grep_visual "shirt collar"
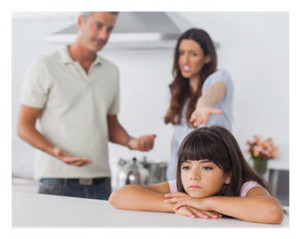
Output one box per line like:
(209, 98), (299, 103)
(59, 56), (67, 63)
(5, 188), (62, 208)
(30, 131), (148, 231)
(93, 54), (102, 66)
(59, 46), (73, 64)
(59, 46), (102, 66)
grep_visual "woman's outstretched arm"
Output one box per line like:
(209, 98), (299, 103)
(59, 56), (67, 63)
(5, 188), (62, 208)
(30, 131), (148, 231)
(190, 81), (225, 127)
(169, 186), (284, 224)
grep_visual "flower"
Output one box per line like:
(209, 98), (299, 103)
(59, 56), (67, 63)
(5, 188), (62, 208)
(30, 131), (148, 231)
(245, 134), (277, 160)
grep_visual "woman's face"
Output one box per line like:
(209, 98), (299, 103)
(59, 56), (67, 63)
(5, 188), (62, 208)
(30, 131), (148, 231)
(180, 159), (231, 198)
(178, 39), (211, 80)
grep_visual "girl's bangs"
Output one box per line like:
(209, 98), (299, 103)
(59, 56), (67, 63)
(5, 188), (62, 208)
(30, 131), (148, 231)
(178, 133), (228, 168)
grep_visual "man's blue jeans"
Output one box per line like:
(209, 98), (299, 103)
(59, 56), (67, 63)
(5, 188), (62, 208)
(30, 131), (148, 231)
(38, 178), (111, 200)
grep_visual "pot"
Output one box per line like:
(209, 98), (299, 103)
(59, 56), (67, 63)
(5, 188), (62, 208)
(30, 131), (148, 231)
(116, 157), (149, 189)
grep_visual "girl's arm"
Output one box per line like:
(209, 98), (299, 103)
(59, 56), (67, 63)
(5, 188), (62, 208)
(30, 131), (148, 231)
(171, 187), (284, 224)
(109, 182), (174, 212)
(109, 183), (224, 219)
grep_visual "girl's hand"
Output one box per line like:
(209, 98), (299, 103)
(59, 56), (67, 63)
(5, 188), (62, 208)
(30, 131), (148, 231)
(165, 193), (221, 219)
(173, 197), (208, 211)
(190, 107), (223, 128)
(174, 206), (222, 219)
(164, 192), (192, 203)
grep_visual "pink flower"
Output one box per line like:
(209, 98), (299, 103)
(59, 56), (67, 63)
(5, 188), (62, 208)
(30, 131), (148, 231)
(245, 135), (277, 160)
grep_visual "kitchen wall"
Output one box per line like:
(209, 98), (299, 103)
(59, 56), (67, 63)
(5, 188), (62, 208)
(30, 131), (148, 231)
(12, 12), (289, 179)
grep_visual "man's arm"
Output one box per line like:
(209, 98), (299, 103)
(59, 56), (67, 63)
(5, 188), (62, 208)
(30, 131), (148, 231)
(18, 104), (54, 155)
(17, 104), (91, 166)
(107, 115), (156, 151)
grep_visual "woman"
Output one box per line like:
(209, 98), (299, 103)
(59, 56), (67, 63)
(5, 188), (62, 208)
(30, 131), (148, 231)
(164, 28), (234, 180)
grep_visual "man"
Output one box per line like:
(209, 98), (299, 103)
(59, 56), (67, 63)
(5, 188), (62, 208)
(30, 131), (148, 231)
(17, 12), (156, 200)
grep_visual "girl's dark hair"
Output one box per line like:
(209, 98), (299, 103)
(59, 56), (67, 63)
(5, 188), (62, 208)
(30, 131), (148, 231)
(164, 28), (217, 126)
(176, 126), (270, 196)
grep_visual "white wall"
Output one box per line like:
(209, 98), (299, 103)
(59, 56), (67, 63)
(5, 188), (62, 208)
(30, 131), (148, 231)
(12, 12), (289, 178)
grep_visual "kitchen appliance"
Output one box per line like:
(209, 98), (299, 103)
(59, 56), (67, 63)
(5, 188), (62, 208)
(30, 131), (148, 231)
(146, 161), (168, 185)
(46, 12), (195, 49)
(116, 157), (167, 189)
(117, 157), (149, 189)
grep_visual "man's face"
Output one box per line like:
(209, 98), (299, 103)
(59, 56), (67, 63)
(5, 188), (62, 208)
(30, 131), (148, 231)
(78, 12), (117, 52)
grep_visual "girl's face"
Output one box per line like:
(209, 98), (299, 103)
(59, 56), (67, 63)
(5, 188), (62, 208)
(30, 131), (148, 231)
(178, 39), (211, 80)
(180, 159), (231, 198)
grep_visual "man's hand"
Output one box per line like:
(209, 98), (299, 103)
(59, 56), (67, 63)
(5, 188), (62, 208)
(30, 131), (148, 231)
(127, 134), (156, 151)
(53, 147), (92, 167)
(190, 107), (223, 128)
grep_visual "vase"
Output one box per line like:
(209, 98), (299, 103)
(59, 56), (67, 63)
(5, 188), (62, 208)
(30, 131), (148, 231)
(252, 157), (268, 177)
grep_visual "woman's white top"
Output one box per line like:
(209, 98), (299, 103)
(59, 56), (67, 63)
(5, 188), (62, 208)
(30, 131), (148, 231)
(166, 69), (234, 180)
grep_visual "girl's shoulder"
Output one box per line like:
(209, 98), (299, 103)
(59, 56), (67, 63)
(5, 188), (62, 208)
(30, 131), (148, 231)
(240, 180), (262, 197)
(168, 180), (178, 193)
(145, 181), (171, 194)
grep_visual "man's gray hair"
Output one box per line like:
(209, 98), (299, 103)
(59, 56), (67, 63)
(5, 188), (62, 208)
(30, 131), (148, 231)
(80, 12), (92, 19)
(79, 12), (119, 19)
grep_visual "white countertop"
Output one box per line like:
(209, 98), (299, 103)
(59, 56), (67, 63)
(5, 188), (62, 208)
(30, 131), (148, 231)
(12, 191), (289, 228)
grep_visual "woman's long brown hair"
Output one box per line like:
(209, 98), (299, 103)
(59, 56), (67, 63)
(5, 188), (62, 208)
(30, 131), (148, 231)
(164, 28), (217, 126)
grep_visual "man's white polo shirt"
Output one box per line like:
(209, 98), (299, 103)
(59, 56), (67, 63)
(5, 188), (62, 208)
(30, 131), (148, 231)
(20, 46), (120, 179)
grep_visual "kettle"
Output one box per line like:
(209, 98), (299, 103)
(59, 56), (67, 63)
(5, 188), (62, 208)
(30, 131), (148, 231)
(116, 157), (150, 189)
(125, 157), (141, 184)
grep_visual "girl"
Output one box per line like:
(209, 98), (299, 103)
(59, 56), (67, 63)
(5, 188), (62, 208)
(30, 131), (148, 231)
(164, 28), (234, 180)
(109, 126), (284, 224)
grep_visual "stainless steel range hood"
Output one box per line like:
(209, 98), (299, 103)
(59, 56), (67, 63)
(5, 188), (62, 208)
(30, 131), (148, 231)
(46, 12), (193, 49)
